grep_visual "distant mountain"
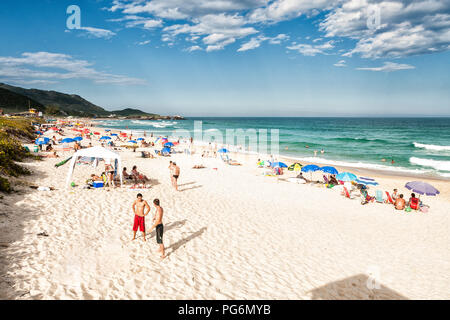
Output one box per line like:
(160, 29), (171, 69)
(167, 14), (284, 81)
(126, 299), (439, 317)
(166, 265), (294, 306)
(0, 83), (109, 117)
(0, 87), (45, 113)
(111, 108), (158, 117)
(0, 83), (163, 118)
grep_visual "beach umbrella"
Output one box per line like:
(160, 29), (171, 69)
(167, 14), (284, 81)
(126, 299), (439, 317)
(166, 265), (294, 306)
(35, 131), (43, 135)
(218, 148), (229, 153)
(320, 166), (339, 175)
(105, 129), (111, 132)
(301, 164), (320, 172)
(355, 176), (379, 186)
(336, 172), (357, 182)
(128, 140), (137, 144)
(99, 136), (111, 140)
(164, 142), (174, 147)
(110, 133), (118, 137)
(137, 137), (145, 141)
(288, 163), (303, 171)
(161, 147), (171, 154)
(271, 162), (288, 168)
(73, 137), (83, 142)
(405, 181), (440, 196)
(35, 137), (50, 145)
(60, 138), (75, 144)
(94, 132), (101, 135)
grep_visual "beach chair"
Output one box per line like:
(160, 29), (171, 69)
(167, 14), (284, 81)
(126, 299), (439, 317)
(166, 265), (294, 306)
(342, 187), (355, 199)
(385, 191), (394, 204)
(375, 190), (384, 203)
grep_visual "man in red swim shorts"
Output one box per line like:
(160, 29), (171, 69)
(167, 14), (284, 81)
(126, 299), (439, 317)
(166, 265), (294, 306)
(132, 193), (150, 241)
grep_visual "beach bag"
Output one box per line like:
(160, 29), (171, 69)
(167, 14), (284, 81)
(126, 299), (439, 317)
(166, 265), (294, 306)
(405, 207), (412, 212)
(420, 206), (429, 213)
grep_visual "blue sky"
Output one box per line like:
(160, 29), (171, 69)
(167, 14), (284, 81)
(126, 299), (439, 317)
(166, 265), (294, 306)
(0, 0), (449, 116)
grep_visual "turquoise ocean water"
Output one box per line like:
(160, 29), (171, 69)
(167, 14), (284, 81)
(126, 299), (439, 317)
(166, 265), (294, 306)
(96, 117), (450, 179)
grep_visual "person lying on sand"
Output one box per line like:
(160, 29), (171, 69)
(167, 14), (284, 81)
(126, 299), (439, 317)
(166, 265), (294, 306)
(132, 193), (150, 241)
(43, 151), (59, 158)
(192, 164), (205, 169)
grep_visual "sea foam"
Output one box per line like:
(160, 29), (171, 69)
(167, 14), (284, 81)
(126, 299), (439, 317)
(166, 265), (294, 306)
(410, 157), (450, 171)
(413, 142), (450, 151)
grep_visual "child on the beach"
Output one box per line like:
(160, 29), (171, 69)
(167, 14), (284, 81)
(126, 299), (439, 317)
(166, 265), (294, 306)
(132, 193), (150, 241)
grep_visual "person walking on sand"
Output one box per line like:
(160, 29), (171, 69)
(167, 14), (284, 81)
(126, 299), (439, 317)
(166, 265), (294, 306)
(148, 199), (165, 259)
(172, 162), (180, 191)
(168, 161), (174, 187)
(132, 193), (150, 241)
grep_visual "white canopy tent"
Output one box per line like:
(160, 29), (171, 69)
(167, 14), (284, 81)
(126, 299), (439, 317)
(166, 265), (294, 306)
(66, 146), (123, 188)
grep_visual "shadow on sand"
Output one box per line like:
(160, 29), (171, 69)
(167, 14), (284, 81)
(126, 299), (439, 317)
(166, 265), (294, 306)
(309, 274), (409, 300)
(166, 227), (207, 258)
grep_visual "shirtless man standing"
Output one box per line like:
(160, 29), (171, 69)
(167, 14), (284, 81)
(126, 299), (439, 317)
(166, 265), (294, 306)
(148, 199), (165, 259)
(172, 162), (180, 191)
(132, 193), (150, 241)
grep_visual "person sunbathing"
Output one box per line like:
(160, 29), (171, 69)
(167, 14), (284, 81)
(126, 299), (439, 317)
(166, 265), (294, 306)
(131, 165), (149, 182)
(329, 175), (339, 185)
(408, 193), (420, 210)
(44, 151), (59, 158)
(122, 167), (134, 180)
(91, 174), (103, 181)
(395, 194), (406, 210)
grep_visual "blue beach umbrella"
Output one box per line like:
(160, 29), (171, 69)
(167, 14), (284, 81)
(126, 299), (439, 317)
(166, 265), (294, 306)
(218, 148), (229, 153)
(164, 142), (174, 147)
(99, 136), (111, 140)
(320, 166), (339, 175)
(271, 162), (288, 168)
(128, 140), (137, 144)
(60, 138), (75, 144)
(35, 137), (50, 145)
(301, 164), (320, 172)
(105, 129), (111, 132)
(110, 133), (118, 137)
(336, 172), (357, 182)
(73, 136), (83, 142)
(137, 137), (145, 141)
(161, 147), (171, 154)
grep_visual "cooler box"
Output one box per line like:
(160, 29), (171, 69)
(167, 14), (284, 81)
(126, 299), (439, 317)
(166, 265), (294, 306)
(93, 181), (104, 188)
(33, 146), (39, 152)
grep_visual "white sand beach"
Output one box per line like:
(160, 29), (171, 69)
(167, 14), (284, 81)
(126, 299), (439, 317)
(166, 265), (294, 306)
(1, 127), (449, 300)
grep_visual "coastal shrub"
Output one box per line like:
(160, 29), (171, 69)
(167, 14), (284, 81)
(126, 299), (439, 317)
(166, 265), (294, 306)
(0, 118), (35, 192)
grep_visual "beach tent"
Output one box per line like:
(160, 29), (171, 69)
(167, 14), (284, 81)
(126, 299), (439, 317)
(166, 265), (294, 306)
(65, 146), (123, 188)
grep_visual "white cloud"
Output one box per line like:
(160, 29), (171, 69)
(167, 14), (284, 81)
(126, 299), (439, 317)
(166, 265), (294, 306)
(334, 59), (347, 67)
(137, 40), (151, 45)
(185, 45), (203, 52)
(79, 27), (117, 39)
(247, 0), (334, 23)
(321, 0), (450, 58)
(105, 0), (450, 58)
(287, 40), (334, 56)
(0, 52), (146, 85)
(356, 61), (415, 72)
(237, 33), (289, 51)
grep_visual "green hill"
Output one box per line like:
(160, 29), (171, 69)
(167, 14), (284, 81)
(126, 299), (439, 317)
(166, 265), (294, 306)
(0, 83), (109, 117)
(0, 87), (45, 113)
(111, 108), (158, 117)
